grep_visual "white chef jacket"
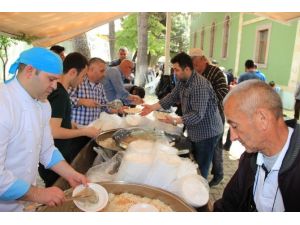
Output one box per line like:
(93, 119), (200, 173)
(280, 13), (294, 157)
(253, 127), (293, 212)
(0, 78), (64, 211)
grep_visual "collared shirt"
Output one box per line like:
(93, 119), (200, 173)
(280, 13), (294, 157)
(109, 58), (121, 67)
(70, 76), (108, 125)
(256, 70), (267, 82)
(238, 71), (260, 83)
(253, 127), (294, 212)
(201, 64), (229, 121)
(159, 71), (223, 142)
(102, 66), (130, 105)
(0, 78), (63, 211)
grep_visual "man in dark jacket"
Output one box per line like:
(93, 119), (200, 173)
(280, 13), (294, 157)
(214, 80), (300, 212)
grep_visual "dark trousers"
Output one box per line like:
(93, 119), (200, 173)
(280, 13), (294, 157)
(38, 164), (59, 187)
(294, 99), (300, 120)
(211, 112), (225, 178)
(192, 134), (222, 179)
(211, 132), (224, 178)
(223, 129), (232, 150)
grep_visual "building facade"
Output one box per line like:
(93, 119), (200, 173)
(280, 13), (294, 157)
(190, 12), (300, 110)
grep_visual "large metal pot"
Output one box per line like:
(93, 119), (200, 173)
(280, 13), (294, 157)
(39, 181), (196, 212)
(95, 128), (191, 156)
(95, 129), (124, 152)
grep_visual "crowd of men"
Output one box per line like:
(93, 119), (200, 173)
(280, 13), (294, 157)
(0, 44), (299, 212)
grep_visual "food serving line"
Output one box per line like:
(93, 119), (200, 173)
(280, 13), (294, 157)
(37, 110), (211, 212)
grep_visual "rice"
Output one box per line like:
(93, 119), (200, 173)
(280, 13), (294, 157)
(102, 193), (173, 212)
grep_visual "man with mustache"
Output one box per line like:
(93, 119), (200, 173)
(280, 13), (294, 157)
(214, 80), (300, 211)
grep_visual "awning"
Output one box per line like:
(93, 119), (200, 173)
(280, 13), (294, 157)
(0, 12), (128, 47)
(254, 12), (300, 23)
(0, 12), (299, 48)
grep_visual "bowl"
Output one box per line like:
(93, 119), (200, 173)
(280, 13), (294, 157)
(72, 183), (108, 212)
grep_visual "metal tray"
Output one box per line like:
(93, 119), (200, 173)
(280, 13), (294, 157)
(39, 181), (196, 212)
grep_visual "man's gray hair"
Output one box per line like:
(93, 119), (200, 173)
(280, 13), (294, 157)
(223, 80), (283, 118)
(119, 47), (128, 53)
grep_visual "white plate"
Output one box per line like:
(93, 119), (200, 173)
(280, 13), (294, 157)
(72, 183), (108, 212)
(128, 203), (159, 212)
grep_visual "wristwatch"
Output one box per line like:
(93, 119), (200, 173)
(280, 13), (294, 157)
(172, 118), (177, 126)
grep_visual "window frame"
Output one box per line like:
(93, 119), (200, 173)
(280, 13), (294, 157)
(193, 32), (197, 48)
(200, 26), (205, 50)
(221, 15), (230, 59)
(254, 23), (272, 68)
(209, 22), (216, 58)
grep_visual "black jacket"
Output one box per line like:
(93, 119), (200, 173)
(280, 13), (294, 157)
(214, 119), (300, 211)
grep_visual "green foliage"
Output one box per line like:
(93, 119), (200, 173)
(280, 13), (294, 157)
(115, 13), (190, 63)
(0, 34), (34, 81)
(0, 35), (17, 55)
(116, 14), (138, 51)
(170, 13), (190, 57)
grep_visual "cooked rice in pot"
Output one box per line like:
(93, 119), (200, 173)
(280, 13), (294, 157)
(102, 192), (173, 212)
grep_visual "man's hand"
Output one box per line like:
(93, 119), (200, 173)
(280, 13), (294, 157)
(128, 95), (144, 105)
(22, 186), (65, 207)
(81, 126), (100, 138)
(140, 104), (155, 116)
(71, 122), (78, 129)
(159, 115), (182, 126)
(78, 99), (99, 108)
(66, 171), (89, 188)
(51, 161), (89, 189)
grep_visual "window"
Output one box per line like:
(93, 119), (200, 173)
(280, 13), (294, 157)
(193, 32), (197, 48)
(222, 16), (230, 58)
(200, 26), (205, 50)
(255, 24), (271, 66)
(209, 22), (216, 58)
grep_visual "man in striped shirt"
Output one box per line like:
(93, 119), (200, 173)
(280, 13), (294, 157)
(141, 52), (223, 179)
(190, 48), (229, 187)
(69, 57), (109, 126)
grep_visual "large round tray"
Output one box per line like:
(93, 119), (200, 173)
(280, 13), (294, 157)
(95, 128), (191, 154)
(39, 181), (196, 212)
(95, 129), (124, 152)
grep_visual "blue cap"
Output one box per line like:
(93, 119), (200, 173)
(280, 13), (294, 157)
(8, 47), (63, 76)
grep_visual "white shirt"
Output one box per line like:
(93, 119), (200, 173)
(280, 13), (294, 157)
(253, 127), (294, 212)
(0, 78), (58, 211)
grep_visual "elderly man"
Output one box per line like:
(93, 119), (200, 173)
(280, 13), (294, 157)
(0, 47), (87, 211)
(109, 47), (128, 67)
(141, 52), (223, 179)
(214, 80), (300, 211)
(102, 59), (143, 106)
(190, 48), (229, 187)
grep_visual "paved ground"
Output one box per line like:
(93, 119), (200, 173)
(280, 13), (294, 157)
(207, 149), (239, 204)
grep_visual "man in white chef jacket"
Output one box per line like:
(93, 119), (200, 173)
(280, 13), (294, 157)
(0, 47), (88, 211)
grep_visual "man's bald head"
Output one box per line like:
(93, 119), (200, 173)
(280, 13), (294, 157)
(223, 80), (283, 119)
(119, 59), (134, 77)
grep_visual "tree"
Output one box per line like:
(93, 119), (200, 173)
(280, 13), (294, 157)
(135, 13), (149, 87)
(109, 21), (116, 61)
(116, 13), (165, 64)
(72, 33), (91, 59)
(0, 35), (17, 82)
(115, 13), (190, 84)
(170, 13), (190, 58)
